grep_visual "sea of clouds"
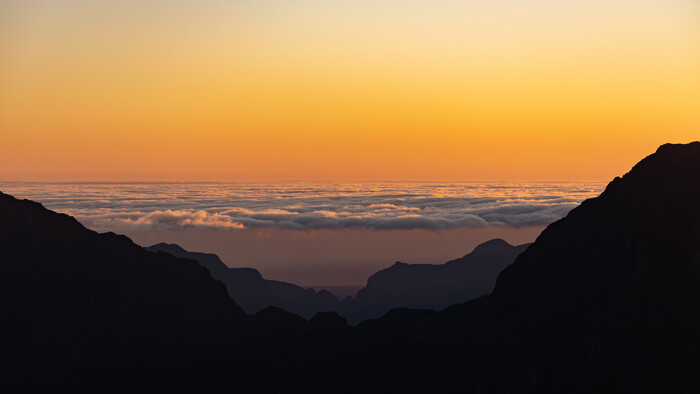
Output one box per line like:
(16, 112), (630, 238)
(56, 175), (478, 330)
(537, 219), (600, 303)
(0, 182), (605, 232)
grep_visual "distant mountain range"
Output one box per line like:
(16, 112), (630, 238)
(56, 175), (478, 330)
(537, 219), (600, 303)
(338, 238), (529, 323)
(146, 242), (339, 319)
(148, 238), (527, 323)
(308, 285), (362, 299)
(2, 141), (698, 393)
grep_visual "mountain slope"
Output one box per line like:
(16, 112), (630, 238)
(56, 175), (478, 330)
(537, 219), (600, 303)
(148, 240), (525, 323)
(339, 239), (529, 323)
(471, 141), (700, 392)
(494, 142), (700, 316)
(3, 142), (698, 393)
(0, 192), (245, 379)
(146, 243), (340, 318)
(280, 141), (700, 393)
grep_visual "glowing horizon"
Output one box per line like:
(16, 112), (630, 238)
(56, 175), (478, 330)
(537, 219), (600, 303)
(1, 0), (698, 182)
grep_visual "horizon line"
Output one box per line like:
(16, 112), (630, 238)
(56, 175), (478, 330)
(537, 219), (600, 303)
(0, 179), (610, 184)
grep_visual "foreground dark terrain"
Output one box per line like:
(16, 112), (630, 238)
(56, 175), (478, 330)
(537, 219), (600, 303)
(1, 142), (699, 393)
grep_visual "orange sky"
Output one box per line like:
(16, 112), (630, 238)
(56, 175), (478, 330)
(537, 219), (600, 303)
(1, 0), (698, 182)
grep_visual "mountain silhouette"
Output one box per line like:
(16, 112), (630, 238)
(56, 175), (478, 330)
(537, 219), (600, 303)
(339, 238), (529, 323)
(343, 141), (700, 392)
(148, 240), (527, 324)
(2, 141), (699, 393)
(146, 243), (339, 318)
(228, 141), (699, 393)
(0, 192), (245, 384)
(474, 141), (700, 392)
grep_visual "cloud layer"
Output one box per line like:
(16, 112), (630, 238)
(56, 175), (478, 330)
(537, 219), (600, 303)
(1, 182), (604, 232)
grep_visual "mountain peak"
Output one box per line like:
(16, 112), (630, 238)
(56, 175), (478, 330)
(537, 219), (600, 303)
(493, 141), (700, 319)
(471, 238), (513, 254)
(148, 242), (187, 253)
(656, 140), (699, 153)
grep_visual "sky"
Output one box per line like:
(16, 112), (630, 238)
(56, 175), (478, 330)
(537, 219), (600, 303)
(1, 0), (699, 182)
(1, 1), (695, 285)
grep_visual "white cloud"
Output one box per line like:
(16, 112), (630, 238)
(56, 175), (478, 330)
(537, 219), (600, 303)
(0, 182), (605, 232)
(95, 209), (244, 230)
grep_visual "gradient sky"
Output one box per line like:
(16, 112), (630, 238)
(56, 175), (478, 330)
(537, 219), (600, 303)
(1, 0), (698, 181)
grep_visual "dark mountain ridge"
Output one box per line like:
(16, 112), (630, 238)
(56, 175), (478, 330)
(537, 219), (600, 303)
(339, 141), (700, 392)
(338, 238), (529, 323)
(2, 141), (698, 393)
(146, 242), (339, 318)
(476, 141), (700, 391)
(0, 192), (245, 381)
(232, 141), (700, 393)
(148, 238), (528, 324)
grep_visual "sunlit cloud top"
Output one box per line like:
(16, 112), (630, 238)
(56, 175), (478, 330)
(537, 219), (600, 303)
(0, 182), (604, 232)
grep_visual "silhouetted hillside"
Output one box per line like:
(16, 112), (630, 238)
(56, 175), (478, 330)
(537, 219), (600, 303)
(232, 141), (699, 393)
(475, 141), (700, 392)
(0, 192), (244, 383)
(149, 240), (527, 324)
(339, 239), (528, 323)
(3, 142), (699, 393)
(147, 243), (339, 318)
(344, 142), (700, 392)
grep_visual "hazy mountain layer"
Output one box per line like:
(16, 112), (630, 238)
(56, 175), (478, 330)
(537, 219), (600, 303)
(146, 242), (339, 319)
(338, 239), (529, 323)
(148, 239), (527, 324)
